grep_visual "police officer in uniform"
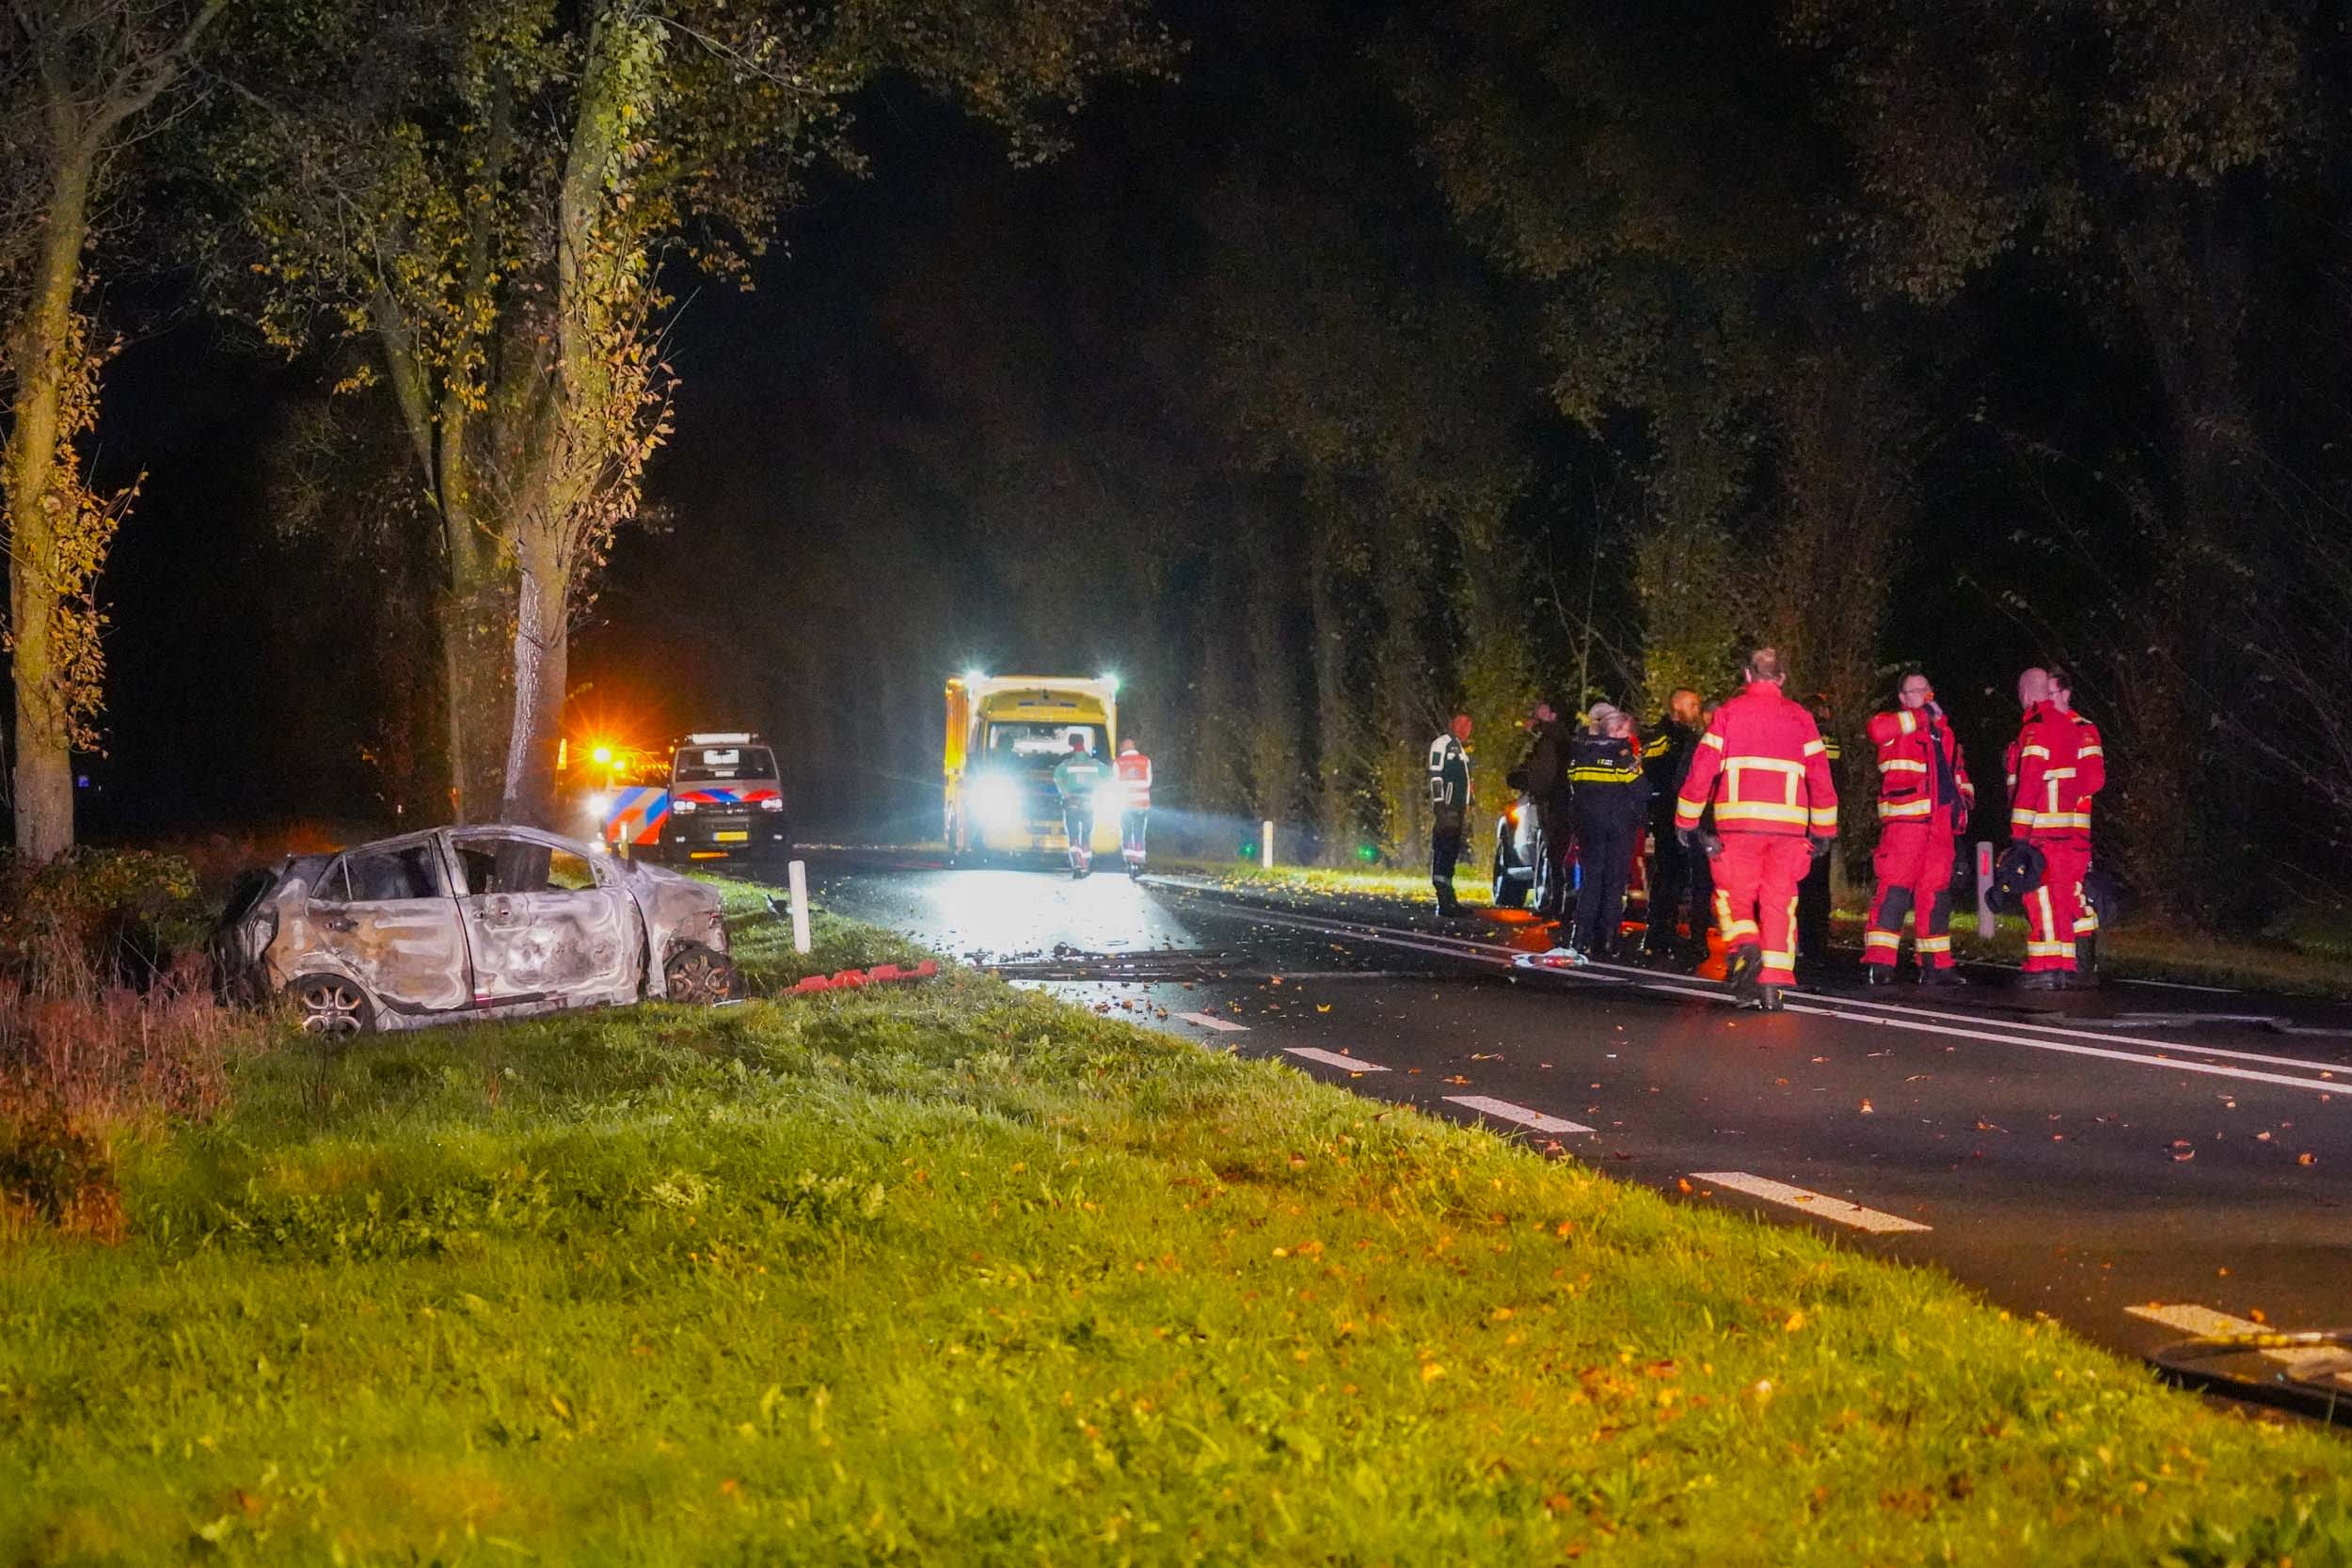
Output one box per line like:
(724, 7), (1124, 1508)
(1426, 713), (1473, 917)
(1567, 704), (1649, 958)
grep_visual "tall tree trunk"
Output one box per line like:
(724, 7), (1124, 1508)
(500, 525), (567, 825)
(3, 135), (97, 863)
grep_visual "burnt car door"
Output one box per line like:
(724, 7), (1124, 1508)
(305, 840), (472, 1017)
(446, 830), (644, 1012)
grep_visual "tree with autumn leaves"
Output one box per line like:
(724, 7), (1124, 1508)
(207, 0), (1168, 826)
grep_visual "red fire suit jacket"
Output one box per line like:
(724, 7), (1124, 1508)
(2004, 703), (2104, 845)
(1866, 706), (1974, 827)
(1675, 681), (1839, 839)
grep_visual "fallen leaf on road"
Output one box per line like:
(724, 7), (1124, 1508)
(1677, 1179), (1692, 1194)
(1976, 1120), (2007, 1132)
(1315, 1004), (1331, 1013)
(2249, 1307), (2268, 1324)
(2256, 1131), (2272, 1141)
(2299, 1152), (2317, 1165)
(1443, 1074), (1470, 1085)
(1859, 1099), (1875, 1115)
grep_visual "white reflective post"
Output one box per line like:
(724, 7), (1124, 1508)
(1262, 820), (1276, 874)
(787, 859), (813, 955)
(1974, 841), (1994, 937)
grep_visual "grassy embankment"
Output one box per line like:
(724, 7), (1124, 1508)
(1160, 856), (2352, 997)
(5, 881), (2351, 1564)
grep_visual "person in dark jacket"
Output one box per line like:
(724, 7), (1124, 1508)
(1796, 693), (1843, 970)
(1518, 700), (1574, 919)
(1568, 705), (1650, 958)
(1642, 688), (1706, 961)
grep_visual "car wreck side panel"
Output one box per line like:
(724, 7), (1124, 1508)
(252, 878), (468, 1033)
(459, 888), (642, 1010)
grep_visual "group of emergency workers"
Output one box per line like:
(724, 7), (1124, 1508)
(1051, 734), (1154, 879)
(1426, 647), (2107, 1010)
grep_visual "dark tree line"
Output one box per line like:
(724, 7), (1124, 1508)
(11, 0), (2352, 935)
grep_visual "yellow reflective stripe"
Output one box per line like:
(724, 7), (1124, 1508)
(2044, 766), (2077, 780)
(1701, 731), (1725, 751)
(2021, 745), (2051, 760)
(1675, 793), (1709, 819)
(1802, 738), (1827, 756)
(1879, 800), (1933, 819)
(1897, 710), (1918, 735)
(1808, 807), (1838, 832)
(1863, 930), (1900, 950)
(1717, 800), (1811, 825)
(2025, 941), (2070, 957)
(1722, 922), (1759, 941)
(1879, 758), (1929, 773)
(1568, 766), (1645, 784)
(1821, 740), (1842, 760)
(1644, 735), (1670, 758)
(1761, 950), (1796, 970)
(2078, 744), (2105, 757)
(1732, 756), (1808, 776)
(1917, 936), (1952, 953)
(2010, 807), (2039, 828)
(2039, 812), (2093, 830)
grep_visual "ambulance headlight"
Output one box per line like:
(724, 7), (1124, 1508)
(974, 775), (1021, 830)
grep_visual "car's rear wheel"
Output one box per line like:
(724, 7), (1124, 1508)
(289, 974), (374, 1037)
(1492, 823), (1528, 909)
(664, 942), (739, 1005)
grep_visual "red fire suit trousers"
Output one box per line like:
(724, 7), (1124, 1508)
(2024, 839), (2093, 973)
(1864, 820), (1958, 971)
(1712, 832), (1812, 986)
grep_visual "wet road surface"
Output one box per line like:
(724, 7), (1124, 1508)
(785, 848), (2352, 1412)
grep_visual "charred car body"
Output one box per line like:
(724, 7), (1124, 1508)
(213, 825), (738, 1036)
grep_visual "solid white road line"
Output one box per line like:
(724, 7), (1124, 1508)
(1175, 1011), (1248, 1032)
(2126, 1304), (2352, 1383)
(1691, 1171), (1931, 1234)
(1185, 899), (2352, 1097)
(1443, 1095), (1593, 1134)
(1283, 1046), (1390, 1072)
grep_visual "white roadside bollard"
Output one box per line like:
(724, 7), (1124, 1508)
(1974, 840), (1994, 938)
(1262, 819), (1276, 874)
(787, 858), (813, 955)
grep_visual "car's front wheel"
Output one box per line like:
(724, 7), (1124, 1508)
(288, 974), (374, 1037)
(664, 942), (740, 1005)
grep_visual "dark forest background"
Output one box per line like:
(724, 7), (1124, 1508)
(17, 0), (2352, 935)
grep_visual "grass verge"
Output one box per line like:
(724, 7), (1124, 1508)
(4, 899), (2349, 1564)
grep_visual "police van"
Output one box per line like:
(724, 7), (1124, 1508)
(575, 733), (791, 865)
(656, 733), (791, 863)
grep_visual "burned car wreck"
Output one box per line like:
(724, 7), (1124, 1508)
(213, 825), (739, 1036)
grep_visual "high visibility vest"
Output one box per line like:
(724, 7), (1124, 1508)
(1115, 752), (1152, 810)
(2005, 704), (2104, 843)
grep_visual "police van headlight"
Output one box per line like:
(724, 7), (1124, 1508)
(974, 775), (1021, 831)
(587, 792), (611, 819)
(672, 799), (698, 816)
(759, 797), (785, 813)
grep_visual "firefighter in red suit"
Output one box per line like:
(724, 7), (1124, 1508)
(1674, 647), (1839, 1011)
(1114, 737), (1153, 878)
(1862, 671), (1975, 985)
(2005, 666), (2106, 989)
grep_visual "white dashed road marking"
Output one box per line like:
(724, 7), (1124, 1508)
(1691, 1171), (1931, 1234)
(1443, 1095), (1593, 1134)
(2126, 1303), (2352, 1385)
(1283, 1047), (1389, 1072)
(1176, 1011), (1248, 1032)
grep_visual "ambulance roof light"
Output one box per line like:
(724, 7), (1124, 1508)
(963, 667), (986, 684)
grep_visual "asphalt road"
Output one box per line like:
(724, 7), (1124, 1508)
(787, 848), (2352, 1411)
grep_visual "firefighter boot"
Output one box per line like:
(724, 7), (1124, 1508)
(1756, 984), (1787, 1013)
(1861, 963), (1896, 987)
(1725, 944), (1762, 1006)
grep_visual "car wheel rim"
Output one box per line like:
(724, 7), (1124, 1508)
(297, 980), (364, 1036)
